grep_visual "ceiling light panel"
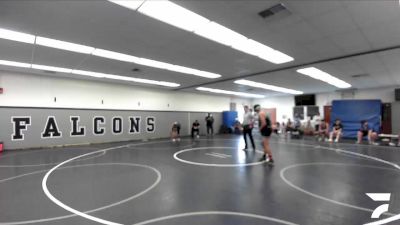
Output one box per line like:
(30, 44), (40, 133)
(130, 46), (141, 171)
(0, 28), (35, 44)
(109, 0), (294, 64)
(194, 22), (247, 46)
(296, 67), (352, 89)
(32, 64), (73, 73)
(0, 59), (180, 88)
(234, 79), (303, 95)
(232, 39), (293, 64)
(108, 0), (145, 10)
(137, 0), (210, 32)
(196, 87), (265, 98)
(0, 59), (31, 68)
(0, 25), (222, 79)
(92, 48), (140, 63)
(35, 36), (95, 54)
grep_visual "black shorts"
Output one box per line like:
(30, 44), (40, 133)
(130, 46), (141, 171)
(361, 130), (368, 136)
(261, 127), (272, 137)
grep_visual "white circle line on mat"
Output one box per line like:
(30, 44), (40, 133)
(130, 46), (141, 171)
(40, 140), (173, 225)
(279, 141), (400, 225)
(174, 146), (265, 167)
(0, 162), (160, 225)
(280, 162), (397, 217)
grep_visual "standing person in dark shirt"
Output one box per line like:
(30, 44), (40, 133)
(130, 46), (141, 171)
(205, 113), (214, 136)
(254, 104), (274, 165)
(329, 119), (343, 143)
(191, 120), (200, 138)
(357, 120), (377, 145)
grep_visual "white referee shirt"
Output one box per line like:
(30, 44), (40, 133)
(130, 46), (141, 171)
(243, 112), (254, 126)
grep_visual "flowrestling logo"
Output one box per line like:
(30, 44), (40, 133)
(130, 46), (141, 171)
(364, 193), (393, 225)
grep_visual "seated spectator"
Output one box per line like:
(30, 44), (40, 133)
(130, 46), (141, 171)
(356, 120), (378, 145)
(329, 119), (343, 143)
(171, 122), (180, 142)
(285, 119), (293, 133)
(316, 119), (329, 142)
(273, 122), (280, 135)
(303, 119), (314, 135)
(191, 120), (200, 138)
(313, 113), (321, 131)
(233, 118), (242, 134)
(293, 114), (302, 130)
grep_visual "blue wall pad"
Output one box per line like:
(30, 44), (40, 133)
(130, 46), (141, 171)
(222, 111), (238, 127)
(331, 100), (381, 138)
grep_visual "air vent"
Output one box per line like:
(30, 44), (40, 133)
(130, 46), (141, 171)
(132, 68), (141, 72)
(351, 73), (369, 78)
(258, 3), (289, 19)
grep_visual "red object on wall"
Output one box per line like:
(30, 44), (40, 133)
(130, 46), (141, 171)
(0, 142), (3, 153)
(324, 105), (332, 124)
(263, 108), (277, 124)
(0, 88), (3, 94)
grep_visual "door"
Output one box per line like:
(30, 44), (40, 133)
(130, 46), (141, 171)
(324, 105), (332, 124)
(382, 103), (392, 134)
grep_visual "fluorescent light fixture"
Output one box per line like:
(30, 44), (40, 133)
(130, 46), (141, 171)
(234, 79), (303, 95)
(110, 0), (295, 64)
(168, 65), (221, 78)
(35, 36), (95, 54)
(32, 64), (73, 73)
(92, 48), (140, 63)
(138, 1), (210, 32)
(0, 58), (180, 87)
(0, 59), (31, 68)
(71, 69), (106, 78)
(100, 73), (180, 87)
(196, 87), (264, 98)
(296, 67), (352, 89)
(232, 39), (293, 64)
(134, 58), (221, 78)
(194, 22), (247, 46)
(0, 28), (35, 44)
(108, 0), (145, 10)
(0, 25), (221, 79)
(135, 57), (175, 70)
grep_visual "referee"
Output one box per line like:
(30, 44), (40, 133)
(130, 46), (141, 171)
(242, 105), (256, 151)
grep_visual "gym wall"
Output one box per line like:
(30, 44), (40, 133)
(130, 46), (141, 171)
(392, 102), (400, 134)
(0, 107), (222, 150)
(0, 71), (251, 112)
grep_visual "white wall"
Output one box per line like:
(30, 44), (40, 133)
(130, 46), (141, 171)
(253, 95), (295, 122)
(254, 86), (398, 123)
(0, 71), (251, 112)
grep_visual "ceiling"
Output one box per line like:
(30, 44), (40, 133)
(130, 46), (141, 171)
(0, 0), (399, 97)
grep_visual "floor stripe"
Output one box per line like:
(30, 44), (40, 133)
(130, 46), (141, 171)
(205, 153), (227, 158)
(210, 152), (232, 158)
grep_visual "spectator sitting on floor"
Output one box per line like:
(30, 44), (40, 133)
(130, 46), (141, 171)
(316, 118), (329, 142)
(233, 118), (242, 134)
(303, 119), (314, 135)
(356, 120), (378, 145)
(273, 122), (280, 135)
(285, 119), (293, 134)
(329, 119), (343, 143)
